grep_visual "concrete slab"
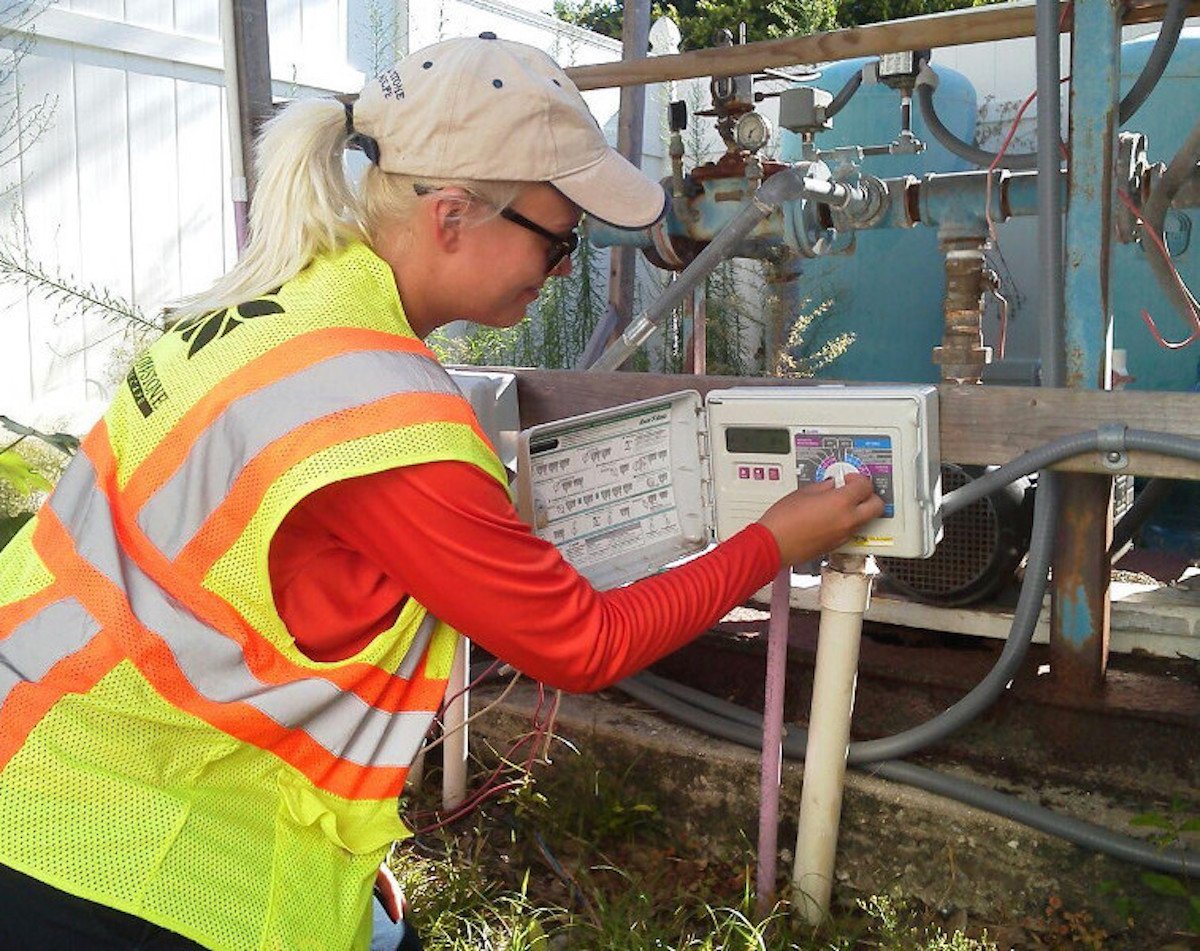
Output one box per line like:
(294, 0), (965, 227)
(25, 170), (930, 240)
(764, 566), (1200, 659)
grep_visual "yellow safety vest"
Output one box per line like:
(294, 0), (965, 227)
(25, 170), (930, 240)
(0, 242), (506, 950)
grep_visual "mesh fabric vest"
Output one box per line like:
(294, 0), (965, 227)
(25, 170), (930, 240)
(0, 242), (506, 950)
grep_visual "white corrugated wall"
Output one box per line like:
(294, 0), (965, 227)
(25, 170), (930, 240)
(0, 0), (647, 431)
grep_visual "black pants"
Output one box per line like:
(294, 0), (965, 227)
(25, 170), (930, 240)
(0, 862), (424, 950)
(0, 863), (205, 949)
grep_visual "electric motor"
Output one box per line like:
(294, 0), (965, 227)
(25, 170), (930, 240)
(877, 463), (1033, 607)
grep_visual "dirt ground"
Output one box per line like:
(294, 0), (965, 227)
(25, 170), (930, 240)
(468, 682), (1200, 949)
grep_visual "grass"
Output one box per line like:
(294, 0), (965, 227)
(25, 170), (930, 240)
(388, 749), (999, 951)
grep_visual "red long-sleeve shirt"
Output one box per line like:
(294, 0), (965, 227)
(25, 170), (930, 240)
(268, 460), (779, 692)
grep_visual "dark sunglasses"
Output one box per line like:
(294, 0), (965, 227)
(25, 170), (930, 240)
(498, 207), (579, 274)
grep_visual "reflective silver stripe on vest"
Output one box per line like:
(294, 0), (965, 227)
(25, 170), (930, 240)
(0, 597), (100, 707)
(395, 614), (436, 681)
(140, 349), (461, 560)
(50, 454), (435, 770)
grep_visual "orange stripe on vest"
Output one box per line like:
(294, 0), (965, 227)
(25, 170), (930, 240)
(121, 329), (435, 511)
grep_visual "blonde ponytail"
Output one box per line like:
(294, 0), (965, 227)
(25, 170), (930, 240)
(169, 97), (365, 319)
(168, 97), (529, 321)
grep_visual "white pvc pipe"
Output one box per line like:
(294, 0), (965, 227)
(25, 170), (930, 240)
(441, 636), (470, 811)
(792, 553), (873, 924)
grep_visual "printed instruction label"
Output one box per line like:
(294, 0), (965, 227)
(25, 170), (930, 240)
(527, 403), (680, 571)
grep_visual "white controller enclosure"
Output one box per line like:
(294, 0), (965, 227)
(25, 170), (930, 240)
(514, 385), (941, 590)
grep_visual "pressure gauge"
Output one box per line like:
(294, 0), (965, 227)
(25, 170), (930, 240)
(733, 111), (773, 152)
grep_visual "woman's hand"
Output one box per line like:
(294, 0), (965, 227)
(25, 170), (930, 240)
(757, 473), (885, 567)
(374, 863), (405, 923)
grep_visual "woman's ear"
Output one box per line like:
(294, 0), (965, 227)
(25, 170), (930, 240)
(427, 188), (474, 254)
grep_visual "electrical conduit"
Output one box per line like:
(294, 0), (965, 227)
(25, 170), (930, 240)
(618, 427), (1200, 879)
(755, 567), (794, 917)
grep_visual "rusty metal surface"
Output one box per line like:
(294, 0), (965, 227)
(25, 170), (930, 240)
(1048, 0), (1123, 696)
(1050, 474), (1115, 693)
(689, 154), (790, 183)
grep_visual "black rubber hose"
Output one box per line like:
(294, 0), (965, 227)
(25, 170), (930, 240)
(1110, 477), (1172, 554)
(917, 0), (1187, 171)
(825, 69), (864, 120)
(616, 428), (1200, 875)
(1119, 0), (1190, 122)
(617, 672), (1200, 876)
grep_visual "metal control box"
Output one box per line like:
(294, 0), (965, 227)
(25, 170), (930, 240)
(515, 385), (941, 590)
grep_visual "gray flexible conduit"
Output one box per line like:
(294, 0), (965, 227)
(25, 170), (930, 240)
(1036, 0), (1066, 387)
(917, 83), (1038, 171)
(916, 0), (1188, 171)
(620, 666), (1199, 876)
(1120, 0), (1190, 122)
(617, 427), (1200, 876)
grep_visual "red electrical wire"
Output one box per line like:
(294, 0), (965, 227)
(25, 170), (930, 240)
(1115, 188), (1200, 350)
(407, 677), (563, 836)
(982, 0), (1071, 354)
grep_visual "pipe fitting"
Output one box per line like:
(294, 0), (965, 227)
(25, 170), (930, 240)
(933, 235), (992, 384)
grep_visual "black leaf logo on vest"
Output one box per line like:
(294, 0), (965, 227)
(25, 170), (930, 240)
(174, 289), (285, 358)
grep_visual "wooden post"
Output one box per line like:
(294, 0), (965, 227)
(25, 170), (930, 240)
(607, 0), (652, 340)
(230, 0), (274, 199)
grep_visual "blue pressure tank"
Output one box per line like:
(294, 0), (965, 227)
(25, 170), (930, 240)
(1114, 28), (1200, 394)
(1115, 30), (1200, 555)
(778, 58), (978, 382)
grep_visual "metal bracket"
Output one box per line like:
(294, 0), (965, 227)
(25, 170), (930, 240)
(1096, 423), (1129, 471)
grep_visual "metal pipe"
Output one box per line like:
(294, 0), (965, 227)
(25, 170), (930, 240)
(587, 169), (1065, 251)
(589, 166), (810, 371)
(1051, 0), (1123, 695)
(1036, 0), (1065, 389)
(219, 0), (249, 252)
(607, 0), (652, 339)
(933, 234), (991, 383)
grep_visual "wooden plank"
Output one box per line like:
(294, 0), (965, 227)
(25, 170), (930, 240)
(563, 0), (1200, 90)
(507, 369), (1200, 479)
(939, 384), (1200, 478)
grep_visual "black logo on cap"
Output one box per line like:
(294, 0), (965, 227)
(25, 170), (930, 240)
(379, 70), (405, 100)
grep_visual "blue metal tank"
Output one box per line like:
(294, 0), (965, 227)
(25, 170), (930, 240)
(778, 58), (978, 382)
(1114, 30), (1200, 555)
(1114, 28), (1200, 394)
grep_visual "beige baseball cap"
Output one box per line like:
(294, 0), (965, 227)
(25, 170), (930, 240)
(352, 34), (667, 230)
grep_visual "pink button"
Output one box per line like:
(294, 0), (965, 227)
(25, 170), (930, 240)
(753, 467), (765, 480)
(738, 466), (751, 479)
(768, 467), (780, 481)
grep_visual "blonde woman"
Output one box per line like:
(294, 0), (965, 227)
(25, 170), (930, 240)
(0, 35), (882, 951)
